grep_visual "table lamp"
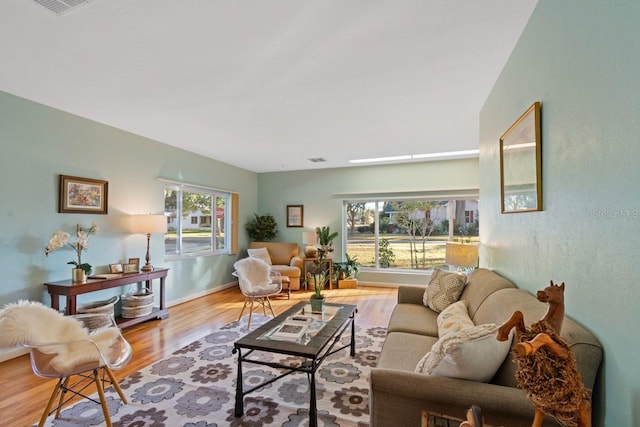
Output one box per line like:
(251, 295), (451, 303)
(302, 231), (318, 258)
(131, 214), (168, 272)
(445, 242), (479, 273)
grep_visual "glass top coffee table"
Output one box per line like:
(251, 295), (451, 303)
(233, 301), (357, 427)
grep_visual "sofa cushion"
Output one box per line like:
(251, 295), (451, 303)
(415, 323), (512, 382)
(437, 300), (474, 337)
(247, 247), (272, 265)
(388, 303), (439, 337)
(271, 265), (301, 279)
(423, 269), (466, 312)
(378, 332), (439, 371)
(460, 268), (515, 318)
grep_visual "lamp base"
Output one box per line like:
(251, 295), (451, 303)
(141, 263), (153, 272)
(304, 245), (317, 258)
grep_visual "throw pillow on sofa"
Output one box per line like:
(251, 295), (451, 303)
(437, 300), (474, 338)
(414, 323), (512, 382)
(422, 269), (466, 312)
(247, 247), (272, 265)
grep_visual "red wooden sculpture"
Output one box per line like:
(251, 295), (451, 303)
(497, 281), (591, 427)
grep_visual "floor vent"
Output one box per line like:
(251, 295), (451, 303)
(32, 0), (93, 16)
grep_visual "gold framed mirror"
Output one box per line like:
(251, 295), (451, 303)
(500, 102), (542, 213)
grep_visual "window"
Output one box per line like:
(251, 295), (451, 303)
(344, 198), (479, 271)
(164, 184), (231, 258)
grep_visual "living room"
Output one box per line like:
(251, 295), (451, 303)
(0, 1), (638, 426)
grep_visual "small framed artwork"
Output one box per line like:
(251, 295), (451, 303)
(59, 175), (109, 214)
(123, 263), (139, 273)
(128, 258), (140, 269)
(286, 205), (304, 227)
(500, 102), (542, 214)
(109, 263), (123, 274)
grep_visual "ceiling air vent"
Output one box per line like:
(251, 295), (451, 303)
(308, 158), (327, 163)
(32, 0), (93, 15)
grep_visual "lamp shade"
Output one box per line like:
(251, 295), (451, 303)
(302, 231), (318, 245)
(445, 242), (478, 268)
(130, 214), (168, 234)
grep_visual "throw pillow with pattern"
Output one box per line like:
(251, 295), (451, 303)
(423, 269), (466, 312)
(437, 300), (474, 337)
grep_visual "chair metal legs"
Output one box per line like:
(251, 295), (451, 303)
(37, 367), (126, 427)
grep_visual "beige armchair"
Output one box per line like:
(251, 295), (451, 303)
(248, 242), (303, 290)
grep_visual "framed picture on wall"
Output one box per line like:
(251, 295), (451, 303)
(58, 175), (109, 214)
(286, 205), (304, 227)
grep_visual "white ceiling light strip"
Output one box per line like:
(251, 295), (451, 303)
(348, 149), (479, 164)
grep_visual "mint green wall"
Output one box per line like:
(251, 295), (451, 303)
(480, 1), (640, 425)
(257, 158), (479, 285)
(0, 91), (257, 310)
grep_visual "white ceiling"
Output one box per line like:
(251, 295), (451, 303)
(1, 0), (537, 173)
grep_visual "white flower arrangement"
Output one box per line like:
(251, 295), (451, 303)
(45, 223), (99, 274)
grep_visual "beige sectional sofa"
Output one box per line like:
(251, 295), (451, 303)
(370, 268), (603, 427)
(247, 242), (303, 290)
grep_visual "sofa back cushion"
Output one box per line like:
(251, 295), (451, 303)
(249, 242), (299, 265)
(460, 268), (515, 319)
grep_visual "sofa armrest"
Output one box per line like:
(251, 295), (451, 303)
(370, 369), (543, 426)
(397, 285), (426, 304)
(289, 256), (303, 270)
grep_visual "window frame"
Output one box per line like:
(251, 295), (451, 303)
(342, 193), (479, 272)
(164, 183), (232, 260)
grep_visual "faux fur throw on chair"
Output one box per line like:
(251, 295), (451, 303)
(234, 257), (277, 290)
(0, 300), (120, 374)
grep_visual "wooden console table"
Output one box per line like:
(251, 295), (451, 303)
(44, 268), (169, 329)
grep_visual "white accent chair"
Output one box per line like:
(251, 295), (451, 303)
(233, 257), (283, 329)
(0, 301), (131, 427)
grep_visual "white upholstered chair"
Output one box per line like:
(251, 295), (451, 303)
(233, 257), (283, 329)
(0, 301), (131, 427)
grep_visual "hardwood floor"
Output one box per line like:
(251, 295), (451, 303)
(0, 285), (397, 427)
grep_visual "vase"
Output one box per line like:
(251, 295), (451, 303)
(72, 268), (86, 283)
(310, 296), (325, 314)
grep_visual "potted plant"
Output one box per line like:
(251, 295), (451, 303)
(333, 253), (361, 288)
(308, 248), (330, 313)
(245, 213), (278, 241)
(333, 253), (360, 280)
(315, 226), (338, 254)
(45, 223), (98, 282)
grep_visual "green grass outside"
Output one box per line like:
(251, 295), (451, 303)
(346, 233), (478, 270)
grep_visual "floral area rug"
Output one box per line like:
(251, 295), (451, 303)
(40, 314), (386, 426)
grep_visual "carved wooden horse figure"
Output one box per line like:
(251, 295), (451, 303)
(497, 281), (591, 427)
